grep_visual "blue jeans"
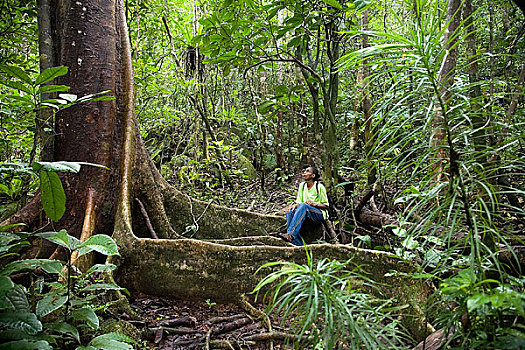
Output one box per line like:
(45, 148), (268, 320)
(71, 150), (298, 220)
(286, 203), (325, 246)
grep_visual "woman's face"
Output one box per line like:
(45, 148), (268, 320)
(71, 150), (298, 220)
(302, 167), (315, 181)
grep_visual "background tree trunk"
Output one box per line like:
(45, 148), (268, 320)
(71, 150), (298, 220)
(431, 0), (461, 178)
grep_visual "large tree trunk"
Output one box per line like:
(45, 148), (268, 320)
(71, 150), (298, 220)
(2, 0), (433, 341)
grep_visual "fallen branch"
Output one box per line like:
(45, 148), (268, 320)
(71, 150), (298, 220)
(147, 326), (199, 336)
(158, 315), (196, 328)
(354, 188), (377, 215)
(209, 314), (247, 325)
(243, 331), (310, 343)
(213, 317), (251, 335)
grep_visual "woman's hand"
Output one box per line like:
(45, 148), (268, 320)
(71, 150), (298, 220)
(286, 203), (299, 212)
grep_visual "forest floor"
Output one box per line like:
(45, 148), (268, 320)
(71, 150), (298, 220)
(127, 294), (294, 350)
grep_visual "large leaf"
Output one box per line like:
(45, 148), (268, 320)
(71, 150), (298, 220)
(79, 283), (123, 292)
(39, 171), (66, 222)
(45, 321), (80, 343)
(0, 276), (14, 294)
(1, 259), (63, 276)
(0, 64), (31, 84)
(37, 84), (70, 94)
(36, 230), (80, 251)
(321, 0), (343, 9)
(0, 80), (32, 95)
(71, 307), (99, 329)
(87, 333), (135, 350)
(76, 235), (119, 257)
(0, 340), (52, 350)
(85, 263), (116, 275)
(4, 285), (29, 311)
(35, 66), (68, 86)
(33, 161), (109, 173)
(36, 295), (67, 317)
(0, 223), (27, 232)
(0, 312), (42, 334)
(33, 161), (81, 173)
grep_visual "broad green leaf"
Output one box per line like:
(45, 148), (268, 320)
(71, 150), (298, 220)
(36, 295), (67, 317)
(33, 161), (81, 173)
(71, 307), (99, 329)
(76, 235), (119, 257)
(85, 263), (116, 275)
(33, 161), (109, 173)
(0, 276), (14, 294)
(79, 283), (123, 292)
(3, 285), (29, 311)
(88, 333), (135, 349)
(0, 80), (32, 95)
(1, 259), (62, 276)
(45, 321), (80, 343)
(89, 95), (115, 102)
(0, 223), (26, 232)
(37, 84), (70, 94)
(257, 100), (275, 114)
(35, 66), (68, 86)
(36, 230), (80, 250)
(0, 312), (42, 334)
(0, 340), (52, 350)
(39, 171), (66, 222)
(0, 64), (31, 84)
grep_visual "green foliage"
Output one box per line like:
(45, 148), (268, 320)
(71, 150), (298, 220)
(253, 249), (409, 349)
(0, 229), (132, 350)
(430, 269), (525, 349)
(338, 2), (525, 347)
(1, 162), (109, 222)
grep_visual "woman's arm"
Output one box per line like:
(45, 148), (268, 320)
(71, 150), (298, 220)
(305, 200), (328, 210)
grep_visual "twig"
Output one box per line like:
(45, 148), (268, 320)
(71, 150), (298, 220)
(205, 326), (213, 350)
(135, 198), (158, 239)
(148, 326), (199, 335)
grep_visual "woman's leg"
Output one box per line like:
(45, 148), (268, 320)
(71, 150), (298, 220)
(287, 203), (324, 246)
(285, 209), (295, 232)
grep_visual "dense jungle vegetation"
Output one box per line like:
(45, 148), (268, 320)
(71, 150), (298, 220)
(1, 0), (525, 348)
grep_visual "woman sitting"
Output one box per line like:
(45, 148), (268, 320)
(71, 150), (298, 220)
(280, 166), (329, 245)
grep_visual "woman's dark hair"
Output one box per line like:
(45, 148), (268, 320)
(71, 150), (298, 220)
(307, 166), (321, 181)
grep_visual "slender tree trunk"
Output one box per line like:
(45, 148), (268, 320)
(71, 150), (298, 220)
(357, 9), (375, 185)
(36, 0), (55, 162)
(431, 0), (461, 178)
(464, 0), (484, 152)
(321, 18), (341, 190)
